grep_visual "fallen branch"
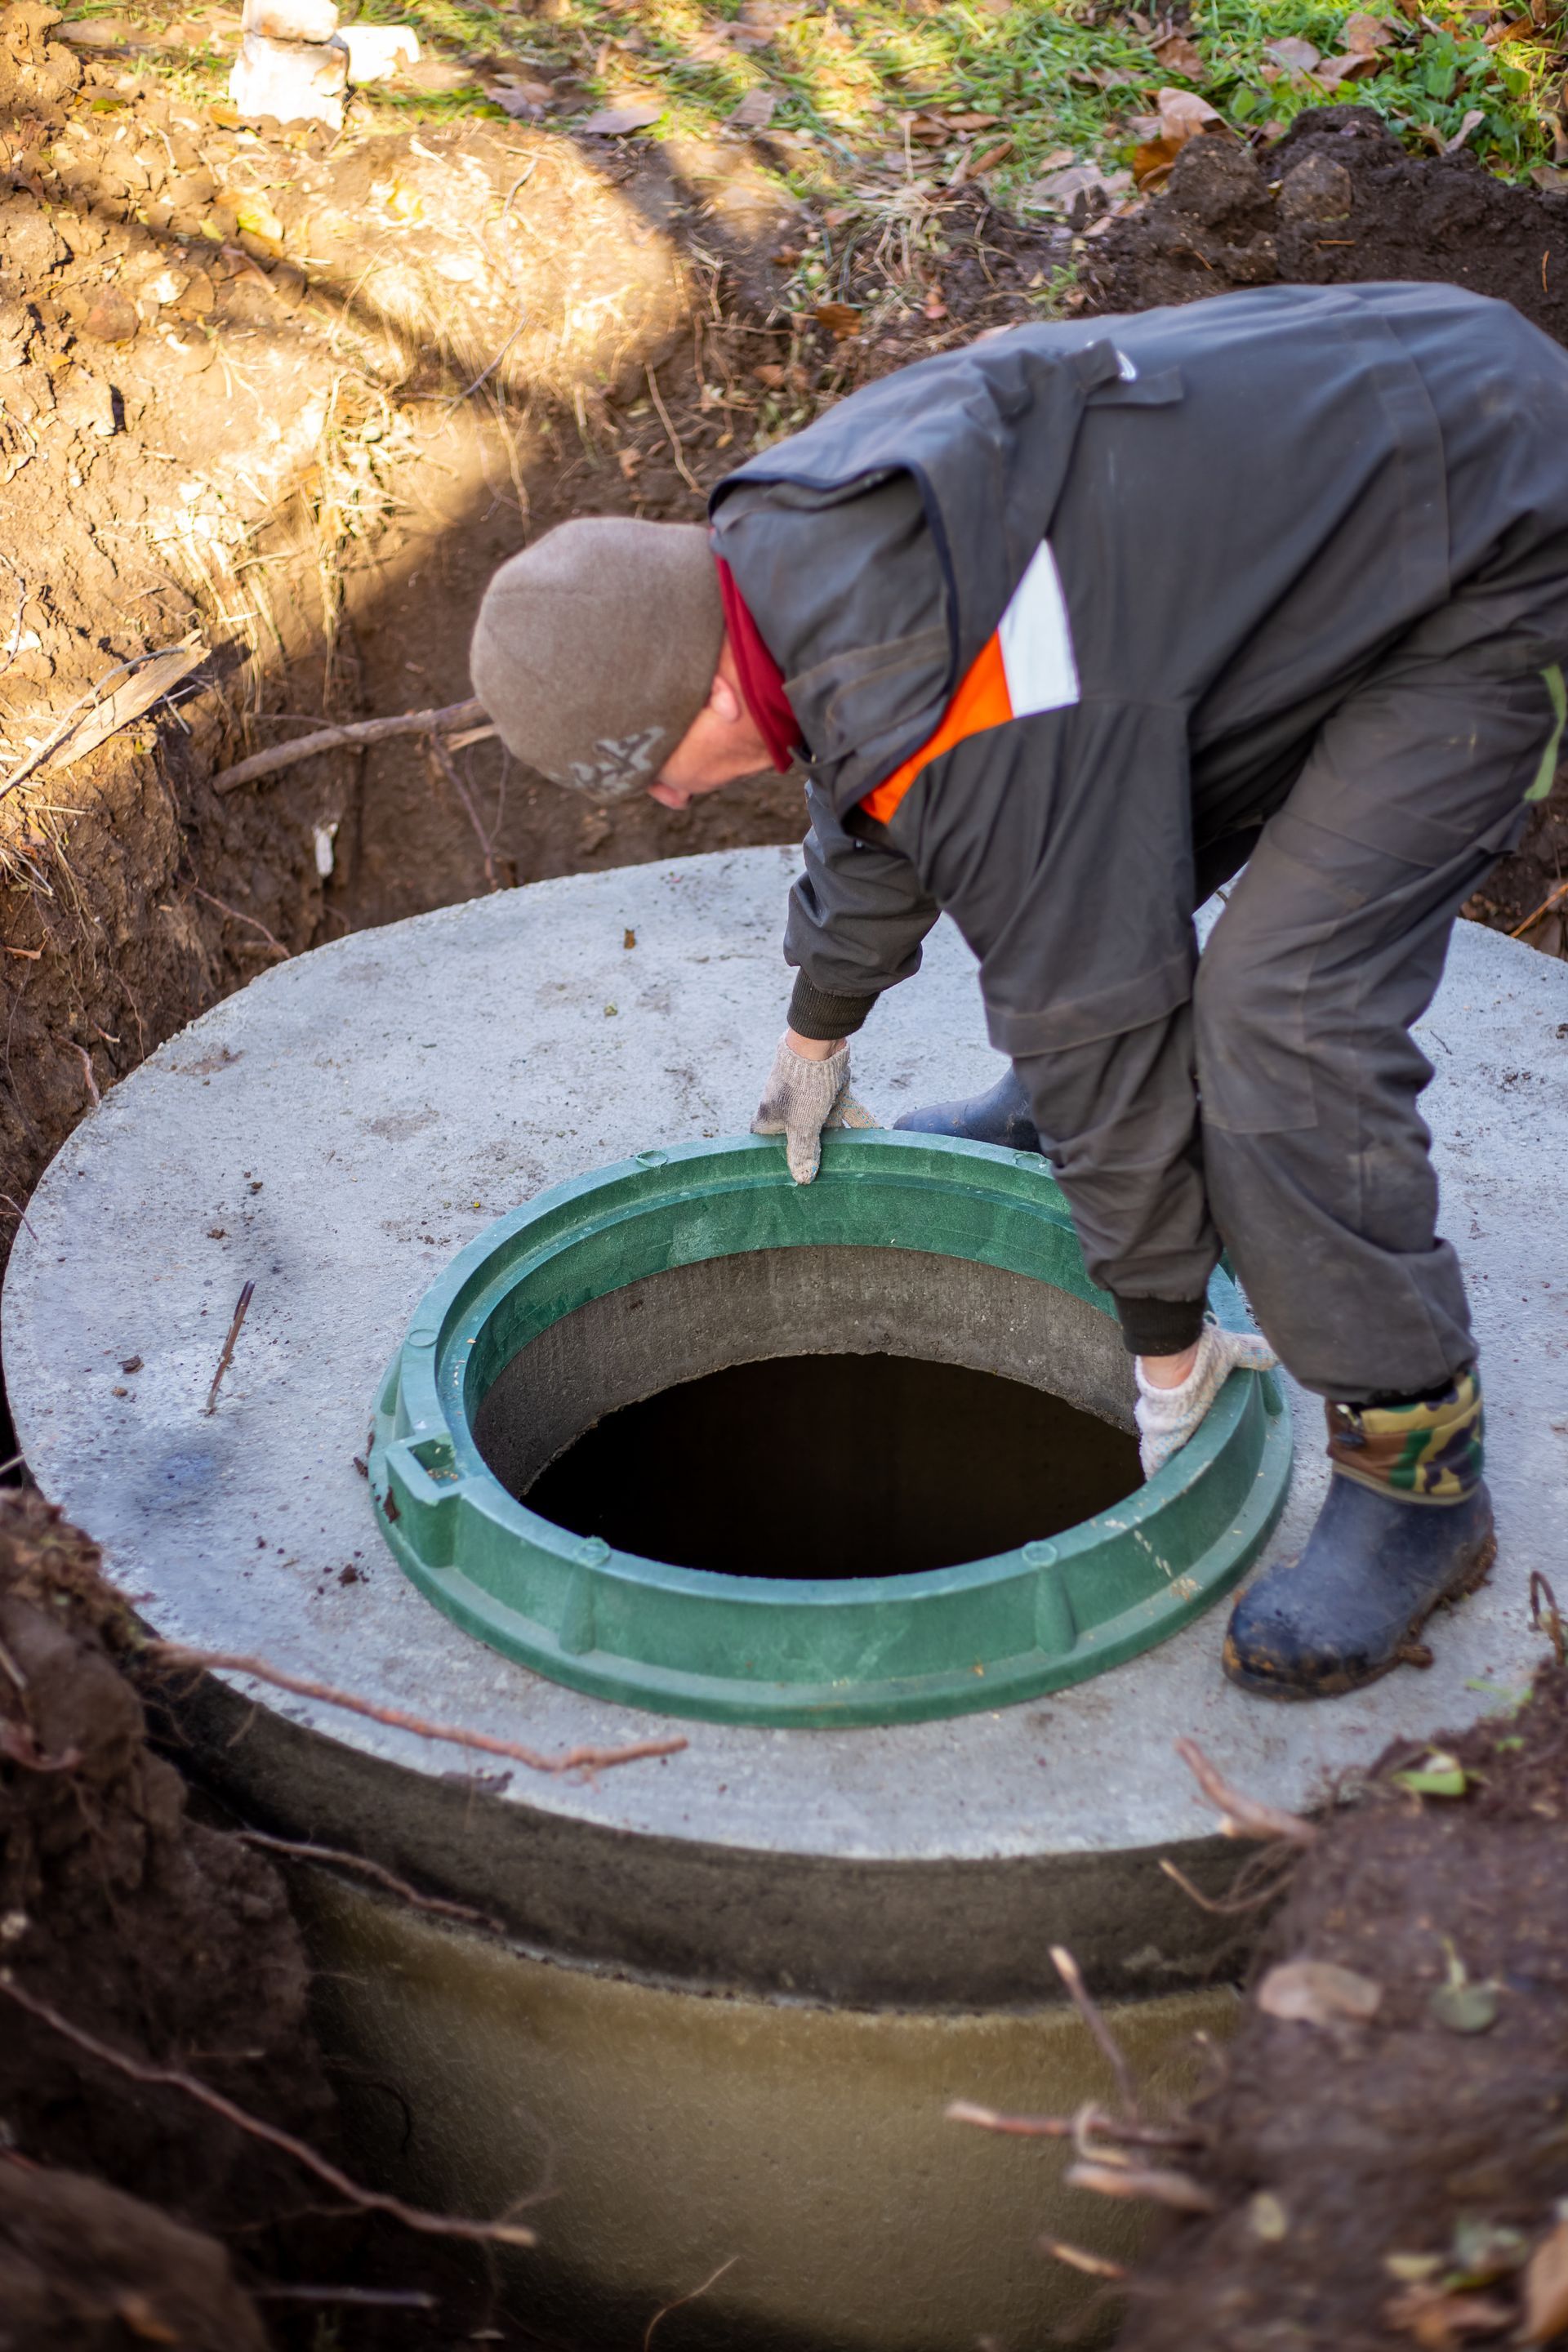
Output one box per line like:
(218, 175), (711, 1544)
(1050, 1944), (1141, 2121)
(143, 1642), (688, 1777)
(237, 1828), (505, 1935)
(211, 697), (492, 795)
(1174, 1737), (1319, 1847)
(0, 1972), (537, 2250)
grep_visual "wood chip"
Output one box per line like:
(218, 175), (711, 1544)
(1257, 1958), (1383, 2025)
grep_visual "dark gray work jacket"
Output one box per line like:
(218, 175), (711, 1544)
(708, 281), (1568, 1307)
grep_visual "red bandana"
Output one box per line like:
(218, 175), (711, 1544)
(713, 555), (801, 774)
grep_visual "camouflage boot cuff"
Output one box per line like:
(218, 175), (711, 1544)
(1325, 1368), (1484, 1503)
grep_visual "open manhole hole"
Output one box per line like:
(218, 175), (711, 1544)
(370, 1132), (1291, 1725)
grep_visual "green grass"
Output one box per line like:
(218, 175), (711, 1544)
(83, 0), (1567, 200)
(338, 0), (1566, 194)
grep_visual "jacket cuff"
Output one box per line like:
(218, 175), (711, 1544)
(787, 975), (880, 1042)
(1111, 1293), (1207, 1358)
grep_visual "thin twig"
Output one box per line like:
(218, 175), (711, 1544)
(644, 2255), (740, 2351)
(947, 2100), (1199, 2148)
(72, 1042), (100, 1109)
(1174, 1738), (1318, 1847)
(1509, 875), (1568, 938)
(0, 1974), (537, 2250)
(1530, 1570), (1566, 1668)
(211, 697), (489, 796)
(143, 1642), (689, 1778)
(443, 317), (528, 413)
(1065, 2160), (1218, 2216)
(1050, 1945), (1140, 2122)
(205, 1280), (255, 1415)
(1040, 2237), (1128, 2281)
(1159, 1854), (1296, 1916)
(426, 733), (499, 893)
(0, 1192), (37, 1241)
(189, 882), (289, 959)
(237, 1829), (505, 1934)
(645, 362), (702, 495)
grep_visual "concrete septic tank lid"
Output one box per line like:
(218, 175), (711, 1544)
(372, 1129), (1291, 1726)
(4, 846), (1566, 2003)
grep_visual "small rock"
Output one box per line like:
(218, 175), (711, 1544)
(1278, 154), (1354, 224)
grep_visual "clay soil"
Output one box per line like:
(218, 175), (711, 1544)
(0, 1482), (548, 2349)
(1107, 1645), (1568, 2352)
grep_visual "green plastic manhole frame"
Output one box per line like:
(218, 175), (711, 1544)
(369, 1130), (1292, 1728)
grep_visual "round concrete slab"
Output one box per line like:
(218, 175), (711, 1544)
(5, 845), (1566, 2001)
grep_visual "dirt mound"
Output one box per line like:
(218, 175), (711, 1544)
(0, 1486), (335, 2231)
(1082, 107), (1568, 336)
(0, 2159), (266, 2352)
(1112, 1655), (1568, 2350)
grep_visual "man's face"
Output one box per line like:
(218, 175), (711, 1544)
(647, 635), (771, 809)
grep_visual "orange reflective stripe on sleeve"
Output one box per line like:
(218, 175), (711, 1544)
(859, 630), (1013, 824)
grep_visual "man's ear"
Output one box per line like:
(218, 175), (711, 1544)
(709, 670), (746, 724)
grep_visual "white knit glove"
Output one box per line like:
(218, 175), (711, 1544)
(752, 1035), (875, 1183)
(1134, 1316), (1277, 1477)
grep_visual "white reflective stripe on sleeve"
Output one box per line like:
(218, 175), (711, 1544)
(996, 538), (1079, 716)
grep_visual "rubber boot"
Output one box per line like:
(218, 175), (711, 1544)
(892, 1066), (1040, 1152)
(1223, 1473), (1496, 1699)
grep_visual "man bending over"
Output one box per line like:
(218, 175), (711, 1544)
(471, 281), (1568, 1701)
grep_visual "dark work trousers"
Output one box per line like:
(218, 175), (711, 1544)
(1192, 580), (1568, 1402)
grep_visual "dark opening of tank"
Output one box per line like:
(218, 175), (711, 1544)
(522, 1352), (1142, 1580)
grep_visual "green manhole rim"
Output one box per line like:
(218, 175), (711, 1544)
(369, 1130), (1292, 1727)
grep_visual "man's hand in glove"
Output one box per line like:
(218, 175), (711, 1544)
(752, 1030), (875, 1183)
(1134, 1316), (1277, 1477)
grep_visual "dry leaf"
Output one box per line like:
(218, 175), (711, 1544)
(923, 282), (948, 318)
(1445, 106), (1486, 152)
(578, 97), (664, 134)
(813, 301), (862, 338)
(1027, 160), (1132, 208)
(1151, 29), (1205, 77)
(1521, 2216), (1568, 2345)
(52, 648), (207, 773)
(946, 109), (1002, 129)
(114, 2295), (178, 2346)
(751, 361), (786, 386)
(728, 84), (777, 128)
(1343, 11), (1397, 47)
(1314, 48), (1381, 82)
(1264, 34), (1322, 71)
(488, 74), (552, 114)
(1430, 1979), (1499, 2033)
(1133, 134), (1184, 188)
(218, 187), (283, 243)
(1257, 1958), (1383, 2026)
(1156, 86), (1223, 139)
(1383, 2283), (1513, 2349)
